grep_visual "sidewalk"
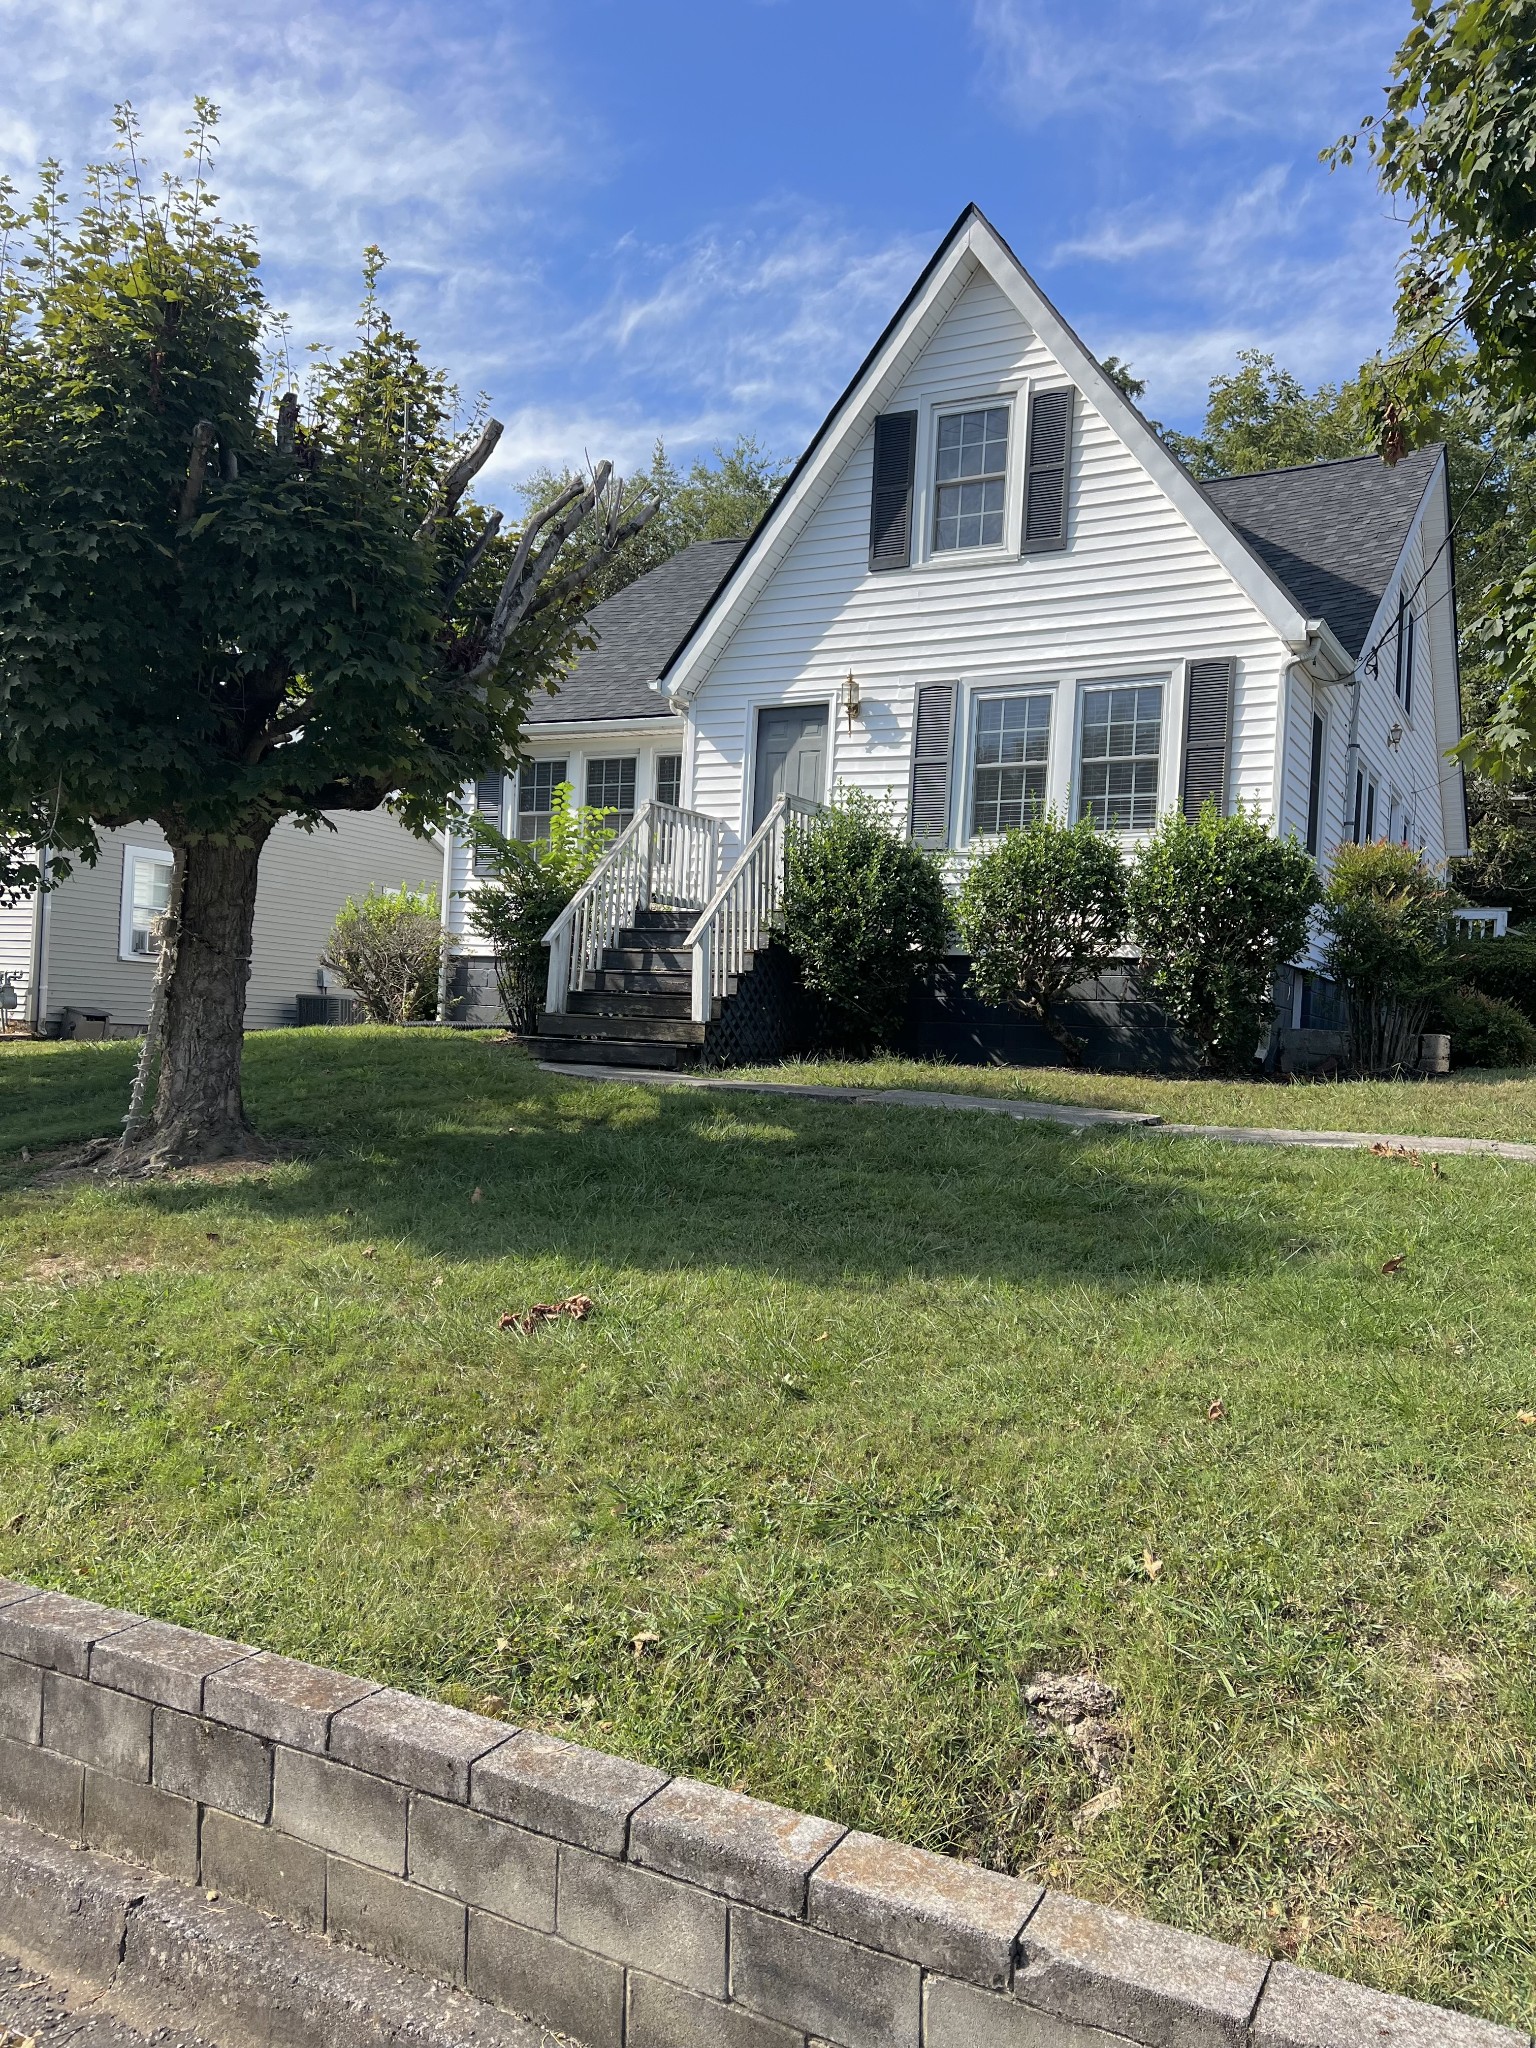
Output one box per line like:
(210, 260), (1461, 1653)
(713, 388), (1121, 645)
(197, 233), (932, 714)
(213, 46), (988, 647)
(541, 1065), (1536, 1163)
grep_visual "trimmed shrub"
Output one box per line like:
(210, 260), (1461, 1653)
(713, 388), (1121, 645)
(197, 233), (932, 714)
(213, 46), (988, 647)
(1435, 987), (1536, 1069)
(1128, 803), (1319, 1072)
(1319, 841), (1456, 1073)
(1449, 930), (1536, 1024)
(780, 790), (949, 1052)
(323, 885), (448, 1024)
(956, 814), (1128, 1062)
(466, 783), (614, 1031)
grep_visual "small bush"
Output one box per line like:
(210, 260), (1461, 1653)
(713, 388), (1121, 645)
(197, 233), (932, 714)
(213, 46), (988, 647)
(324, 885), (448, 1024)
(1319, 841), (1457, 1073)
(780, 790), (949, 1052)
(1449, 930), (1536, 1024)
(1435, 987), (1536, 1069)
(956, 814), (1128, 1062)
(466, 783), (614, 1030)
(1128, 804), (1319, 1072)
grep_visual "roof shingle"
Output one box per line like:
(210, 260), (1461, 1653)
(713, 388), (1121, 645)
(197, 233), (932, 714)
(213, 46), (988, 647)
(525, 538), (745, 724)
(1199, 445), (1443, 659)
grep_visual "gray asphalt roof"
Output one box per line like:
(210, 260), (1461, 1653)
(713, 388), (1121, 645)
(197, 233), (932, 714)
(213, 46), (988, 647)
(1200, 444), (1443, 659)
(525, 537), (745, 723)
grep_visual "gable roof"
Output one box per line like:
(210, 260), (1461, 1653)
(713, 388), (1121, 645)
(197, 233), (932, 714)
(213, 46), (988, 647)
(1200, 446), (1443, 660)
(657, 204), (1364, 699)
(526, 538), (743, 724)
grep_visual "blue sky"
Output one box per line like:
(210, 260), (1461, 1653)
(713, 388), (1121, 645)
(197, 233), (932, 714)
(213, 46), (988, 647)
(1, 0), (1411, 511)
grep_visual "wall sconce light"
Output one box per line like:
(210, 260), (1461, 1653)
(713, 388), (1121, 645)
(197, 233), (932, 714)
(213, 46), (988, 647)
(841, 670), (862, 729)
(1387, 721), (1404, 750)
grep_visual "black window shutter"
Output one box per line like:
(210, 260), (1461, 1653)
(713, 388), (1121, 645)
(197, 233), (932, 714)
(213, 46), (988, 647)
(1021, 387), (1073, 554)
(909, 683), (957, 847)
(471, 772), (504, 876)
(868, 411), (917, 572)
(1304, 712), (1325, 856)
(1402, 606), (1416, 720)
(1180, 658), (1235, 820)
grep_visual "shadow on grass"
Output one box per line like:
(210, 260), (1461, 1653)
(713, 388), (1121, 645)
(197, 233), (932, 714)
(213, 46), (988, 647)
(71, 1027), (1309, 1294)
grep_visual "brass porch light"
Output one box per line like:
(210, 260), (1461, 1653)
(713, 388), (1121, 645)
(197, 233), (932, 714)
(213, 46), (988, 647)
(841, 670), (862, 729)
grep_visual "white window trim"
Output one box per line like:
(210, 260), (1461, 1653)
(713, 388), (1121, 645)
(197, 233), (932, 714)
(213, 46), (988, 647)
(963, 682), (1058, 843)
(118, 844), (174, 963)
(928, 397), (1014, 561)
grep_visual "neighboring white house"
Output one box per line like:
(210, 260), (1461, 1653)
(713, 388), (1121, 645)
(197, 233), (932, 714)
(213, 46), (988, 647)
(445, 203), (1465, 1066)
(1, 810), (441, 1037)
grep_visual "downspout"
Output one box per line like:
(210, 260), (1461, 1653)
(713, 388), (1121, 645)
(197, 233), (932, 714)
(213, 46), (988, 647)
(29, 847), (50, 1032)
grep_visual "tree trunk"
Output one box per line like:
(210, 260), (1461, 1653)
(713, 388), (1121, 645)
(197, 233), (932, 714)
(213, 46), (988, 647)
(128, 828), (272, 1168)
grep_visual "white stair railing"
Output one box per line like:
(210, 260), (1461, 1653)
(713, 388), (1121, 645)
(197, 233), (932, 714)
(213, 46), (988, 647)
(685, 794), (821, 1024)
(542, 802), (723, 1016)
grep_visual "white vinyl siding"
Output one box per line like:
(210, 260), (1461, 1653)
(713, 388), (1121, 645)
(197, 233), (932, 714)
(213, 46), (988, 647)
(683, 267), (1292, 864)
(0, 893), (37, 1024)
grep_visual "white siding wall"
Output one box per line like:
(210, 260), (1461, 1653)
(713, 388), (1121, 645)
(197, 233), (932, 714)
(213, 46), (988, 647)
(1280, 489), (1459, 875)
(682, 271), (1293, 864)
(43, 811), (439, 1032)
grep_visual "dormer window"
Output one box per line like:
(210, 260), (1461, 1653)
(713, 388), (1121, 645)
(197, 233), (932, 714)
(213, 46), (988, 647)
(933, 406), (1009, 552)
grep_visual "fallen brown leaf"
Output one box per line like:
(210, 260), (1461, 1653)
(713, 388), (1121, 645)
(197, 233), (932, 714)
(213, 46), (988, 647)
(1142, 1547), (1164, 1583)
(470, 1187), (483, 1204)
(499, 1292), (593, 1335)
(362, 1246), (376, 1260)
(631, 1630), (661, 1658)
(1380, 1254), (1406, 1275)
(1517, 1411), (1536, 1427)
(1207, 1398), (1227, 1423)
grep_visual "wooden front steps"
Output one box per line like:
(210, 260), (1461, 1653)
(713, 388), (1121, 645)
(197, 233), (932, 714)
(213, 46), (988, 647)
(529, 909), (717, 1070)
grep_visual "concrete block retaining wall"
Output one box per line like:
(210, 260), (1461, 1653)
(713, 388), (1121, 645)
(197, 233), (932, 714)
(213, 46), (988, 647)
(0, 1577), (1522, 2048)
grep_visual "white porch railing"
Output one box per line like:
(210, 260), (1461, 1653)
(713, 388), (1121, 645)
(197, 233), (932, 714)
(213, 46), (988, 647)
(542, 802), (724, 1016)
(685, 794), (821, 1024)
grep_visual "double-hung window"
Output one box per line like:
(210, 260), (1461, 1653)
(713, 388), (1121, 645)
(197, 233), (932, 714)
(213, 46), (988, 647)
(933, 406), (1009, 553)
(1077, 683), (1163, 831)
(971, 695), (1051, 836)
(585, 756), (636, 829)
(656, 753), (683, 809)
(120, 847), (174, 960)
(516, 758), (567, 841)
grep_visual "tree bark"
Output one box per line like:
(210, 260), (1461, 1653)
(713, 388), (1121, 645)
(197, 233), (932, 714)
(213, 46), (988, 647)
(128, 828), (272, 1168)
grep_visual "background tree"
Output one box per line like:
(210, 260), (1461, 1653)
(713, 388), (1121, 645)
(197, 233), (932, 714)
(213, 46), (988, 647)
(1332, 0), (1536, 780)
(1128, 805), (1319, 1073)
(1160, 352), (1373, 478)
(955, 815), (1128, 1063)
(518, 432), (788, 602)
(0, 109), (654, 1166)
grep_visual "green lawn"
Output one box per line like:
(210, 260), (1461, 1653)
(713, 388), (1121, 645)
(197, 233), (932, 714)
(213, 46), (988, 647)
(738, 1054), (1536, 1144)
(3, 1031), (1536, 2026)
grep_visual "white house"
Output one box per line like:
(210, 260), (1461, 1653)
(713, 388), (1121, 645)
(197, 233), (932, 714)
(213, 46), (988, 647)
(446, 204), (1464, 1068)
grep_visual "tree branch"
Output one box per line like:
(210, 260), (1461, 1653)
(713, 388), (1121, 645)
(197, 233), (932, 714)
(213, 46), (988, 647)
(413, 418), (503, 544)
(443, 508), (503, 606)
(178, 420), (217, 529)
(275, 391), (298, 464)
(529, 499), (658, 615)
(465, 462), (659, 688)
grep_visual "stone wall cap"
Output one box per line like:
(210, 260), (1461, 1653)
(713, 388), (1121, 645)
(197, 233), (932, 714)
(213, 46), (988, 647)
(471, 1730), (670, 1858)
(89, 1620), (255, 1712)
(627, 1777), (846, 1917)
(329, 1686), (515, 1802)
(1250, 1961), (1530, 2048)
(0, 1589), (139, 1677)
(809, 1830), (1039, 1989)
(0, 1581), (39, 1612)
(1016, 1891), (1267, 2048)
(203, 1650), (377, 1753)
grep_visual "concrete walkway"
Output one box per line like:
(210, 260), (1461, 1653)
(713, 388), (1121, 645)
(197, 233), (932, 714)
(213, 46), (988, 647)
(539, 1064), (1536, 1163)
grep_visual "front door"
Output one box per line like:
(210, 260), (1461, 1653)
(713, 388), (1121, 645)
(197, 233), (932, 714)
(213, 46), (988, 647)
(752, 705), (827, 831)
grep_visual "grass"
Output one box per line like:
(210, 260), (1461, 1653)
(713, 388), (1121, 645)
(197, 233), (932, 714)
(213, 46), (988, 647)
(3, 1029), (1536, 2025)
(736, 1053), (1536, 1144)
